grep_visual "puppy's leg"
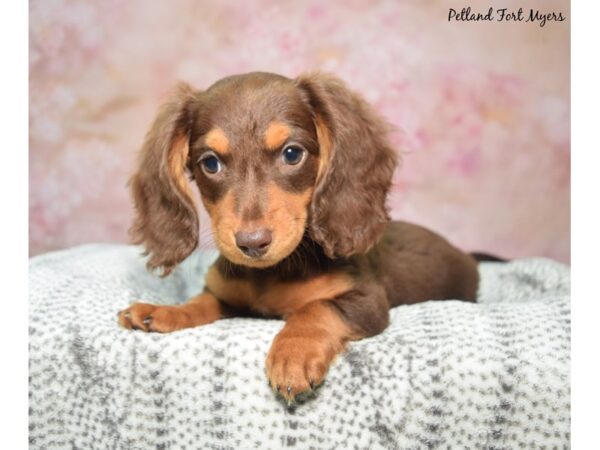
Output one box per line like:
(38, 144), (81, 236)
(266, 286), (389, 403)
(118, 292), (224, 333)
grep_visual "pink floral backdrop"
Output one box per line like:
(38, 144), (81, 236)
(29, 0), (570, 263)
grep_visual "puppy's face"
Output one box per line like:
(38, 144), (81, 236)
(187, 75), (321, 267)
(131, 72), (397, 275)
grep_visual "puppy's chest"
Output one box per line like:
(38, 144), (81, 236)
(204, 266), (353, 317)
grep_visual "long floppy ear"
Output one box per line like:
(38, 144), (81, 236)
(295, 73), (398, 258)
(129, 83), (199, 276)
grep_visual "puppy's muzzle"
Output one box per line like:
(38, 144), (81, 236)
(235, 229), (272, 258)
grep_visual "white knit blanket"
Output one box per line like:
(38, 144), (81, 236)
(29, 244), (570, 449)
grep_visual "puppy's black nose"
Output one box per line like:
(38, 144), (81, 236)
(235, 229), (272, 257)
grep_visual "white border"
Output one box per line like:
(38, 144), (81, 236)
(572, 0), (599, 447)
(13, 0), (589, 447)
(0, 1), (28, 448)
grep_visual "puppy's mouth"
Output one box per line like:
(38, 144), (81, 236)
(216, 228), (302, 268)
(234, 252), (280, 268)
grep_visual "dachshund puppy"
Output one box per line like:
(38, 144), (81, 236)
(118, 72), (479, 403)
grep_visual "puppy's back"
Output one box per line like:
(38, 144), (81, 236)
(366, 221), (479, 306)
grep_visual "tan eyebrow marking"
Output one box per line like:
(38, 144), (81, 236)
(205, 127), (230, 155)
(264, 121), (291, 150)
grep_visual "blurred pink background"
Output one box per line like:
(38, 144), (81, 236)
(29, 0), (570, 263)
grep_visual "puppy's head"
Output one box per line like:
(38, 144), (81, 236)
(130, 72), (397, 274)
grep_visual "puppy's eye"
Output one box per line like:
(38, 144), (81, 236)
(281, 146), (305, 165)
(199, 155), (222, 174)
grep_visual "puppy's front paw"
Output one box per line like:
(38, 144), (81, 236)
(265, 332), (342, 403)
(118, 303), (193, 333)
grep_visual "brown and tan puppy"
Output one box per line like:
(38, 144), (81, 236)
(118, 72), (481, 404)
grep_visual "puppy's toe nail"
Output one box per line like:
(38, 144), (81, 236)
(143, 316), (153, 326)
(309, 379), (315, 390)
(275, 384), (280, 393)
(287, 386), (293, 395)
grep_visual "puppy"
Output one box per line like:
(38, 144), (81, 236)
(118, 72), (480, 403)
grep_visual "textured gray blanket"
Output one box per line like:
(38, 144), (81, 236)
(29, 244), (570, 449)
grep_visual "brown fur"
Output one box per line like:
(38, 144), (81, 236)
(314, 115), (332, 181)
(120, 72), (481, 403)
(129, 82), (199, 275)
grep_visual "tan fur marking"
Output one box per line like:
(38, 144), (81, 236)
(185, 292), (223, 322)
(204, 265), (256, 309)
(263, 183), (312, 264)
(205, 127), (230, 155)
(266, 300), (357, 400)
(286, 300), (357, 341)
(205, 183), (312, 268)
(264, 121), (291, 150)
(118, 292), (223, 333)
(168, 134), (192, 198)
(203, 191), (248, 265)
(257, 272), (353, 317)
(205, 262), (353, 317)
(315, 115), (332, 181)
